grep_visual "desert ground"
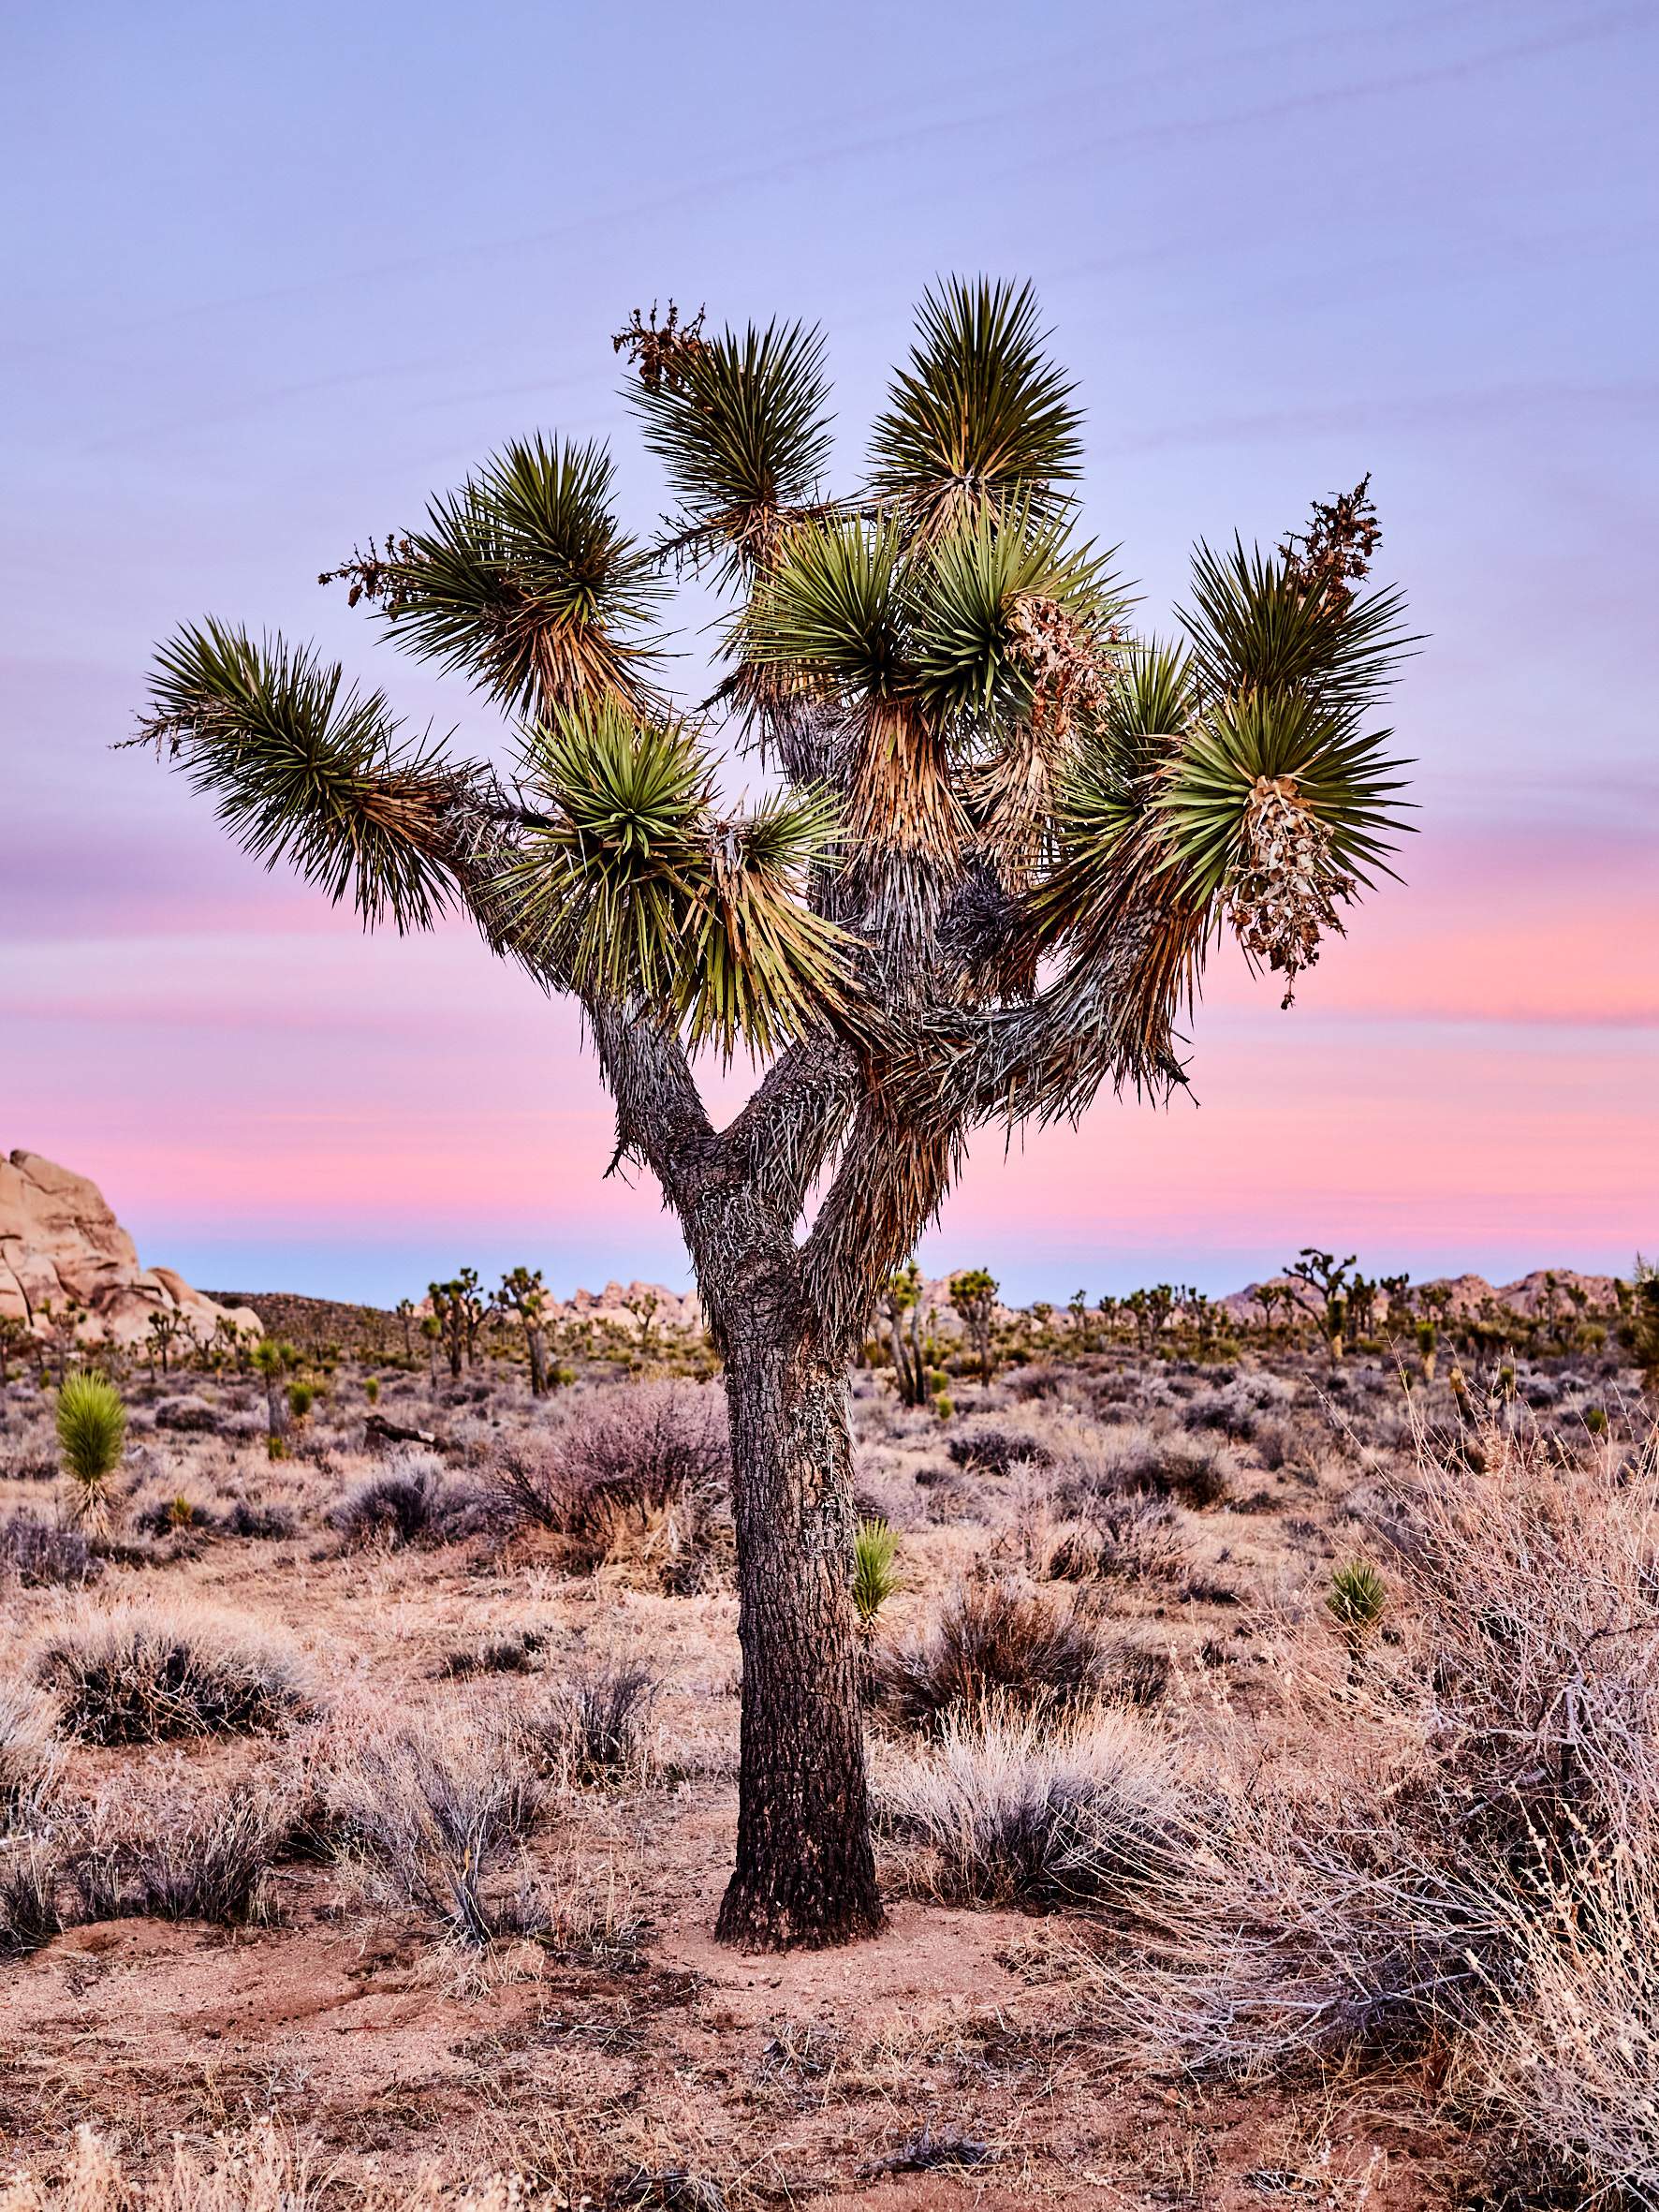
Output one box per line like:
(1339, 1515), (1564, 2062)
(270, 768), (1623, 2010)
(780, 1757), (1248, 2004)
(3, 1288), (1654, 2212)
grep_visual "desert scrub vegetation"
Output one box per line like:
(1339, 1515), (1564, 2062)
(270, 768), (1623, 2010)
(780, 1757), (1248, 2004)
(874, 1579), (1108, 1729)
(0, 1510), (101, 1587)
(30, 1602), (309, 1744)
(1087, 1418), (1659, 2206)
(522, 1659), (661, 1784)
(328, 1453), (490, 1549)
(487, 1379), (731, 1587)
(0, 1684), (60, 1831)
(322, 1701), (547, 1945)
(877, 1695), (1187, 1908)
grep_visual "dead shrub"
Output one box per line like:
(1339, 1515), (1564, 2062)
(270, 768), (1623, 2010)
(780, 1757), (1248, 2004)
(873, 1580), (1108, 1731)
(31, 1602), (309, 1744)
(323, 1703), (545, 1945)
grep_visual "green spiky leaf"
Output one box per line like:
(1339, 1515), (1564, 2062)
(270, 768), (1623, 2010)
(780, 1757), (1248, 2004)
(747, 517), (909, 699)
(868, 277), (1082, 538)
(631, 319), (834, 566)
(136, 620), (463, 931)
(1181, 538), (1413, 718)
(908, 506), (1123, 721)
(1157, 687), (1411, 900)
(370, 435), (664, 715)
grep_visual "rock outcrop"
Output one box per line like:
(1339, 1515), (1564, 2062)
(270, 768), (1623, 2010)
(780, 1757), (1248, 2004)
(0, 1150), (262, 1349)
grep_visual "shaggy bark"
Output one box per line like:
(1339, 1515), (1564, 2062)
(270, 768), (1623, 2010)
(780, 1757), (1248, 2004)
(715, 1333), (881, 1947)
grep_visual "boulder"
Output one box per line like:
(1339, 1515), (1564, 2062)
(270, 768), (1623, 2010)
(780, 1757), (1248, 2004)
(0, 1149), (263, 1349)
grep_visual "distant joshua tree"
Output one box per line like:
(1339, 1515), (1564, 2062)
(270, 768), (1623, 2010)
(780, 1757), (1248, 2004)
(949, 1267), (1000, 1383)
(1286, 1248), (1358, 1359)
(498, 1266), (553, 1394)
(131, 279), (1412, 1949)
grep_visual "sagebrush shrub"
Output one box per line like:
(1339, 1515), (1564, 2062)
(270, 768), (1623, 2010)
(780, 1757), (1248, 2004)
(489, 1381), (729, 1536)
(31, 1604), (308, 1744)
(329, 1458), (488, 1549)
(874, 1580), (1108, 1731)
(947, 1428), (1051, 1477)
(524, 1660), (659, 1784)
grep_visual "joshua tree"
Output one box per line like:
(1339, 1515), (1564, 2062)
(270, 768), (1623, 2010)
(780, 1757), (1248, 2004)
(252, 1337), (296, 1451)
(395, 1297), (417, 1363)
(144, 1305), (189, 1379)
(56, 1368), (127, 1530)
(948, 1267), (999, 1384)
(624, 1287), (661, 1359)
(427, 1276), (477, 1379)
(498, 1266), (552, 1394)
(1066, 1287), (1091, 1351)
(1286, 1247), (1358, 1358)
(131, 278), (1411, 1948)
(0, 1313), (30, 1388)
(885, 1260), (929, 1407)
(419, 1312), (444, 1386)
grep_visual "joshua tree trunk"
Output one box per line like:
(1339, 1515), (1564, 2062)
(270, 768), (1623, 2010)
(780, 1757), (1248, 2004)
(715, 1328), (882, 1949)
(525, 1324), (549, 1396)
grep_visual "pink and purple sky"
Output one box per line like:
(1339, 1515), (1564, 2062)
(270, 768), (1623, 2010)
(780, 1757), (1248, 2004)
(4, 1), (1655, 1304)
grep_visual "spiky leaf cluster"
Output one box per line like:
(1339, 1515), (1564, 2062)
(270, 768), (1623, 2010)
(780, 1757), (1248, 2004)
(138, 275), (1416, 1099)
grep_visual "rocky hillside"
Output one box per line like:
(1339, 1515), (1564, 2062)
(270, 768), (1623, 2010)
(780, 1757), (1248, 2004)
(0, 1150), (261, 1348)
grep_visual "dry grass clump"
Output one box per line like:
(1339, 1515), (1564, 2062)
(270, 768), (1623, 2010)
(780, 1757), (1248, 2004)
(0, 2117), (585, 2212)
(0, 1840), (62, 1956)
(62, 1778), (293, 1927)
(323, 1701), (546, 1945)
(30, 1602), (310, 1744)
(873, 1579), (1108, 1730)
(1094, 1420), (1659, 2205)
(0, 1685), (61, 1831)
(0, 1511), (102, 1588)
(523, 1659), (659, 1784)
(878, 1696), (1188, 1907)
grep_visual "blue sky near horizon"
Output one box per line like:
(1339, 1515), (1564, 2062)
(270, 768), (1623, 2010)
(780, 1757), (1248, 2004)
(3, 0), (1656, 1305)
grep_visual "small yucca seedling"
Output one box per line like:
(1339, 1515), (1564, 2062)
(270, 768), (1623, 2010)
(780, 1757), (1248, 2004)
(364, 1377), (381, 1404)
(286, 1380), (316, 1423)
(1326, 1559), (1387, 1645)
(1585, 1405), (1608, 1437)
(853, 1517), (901, 1631)
(55, 1369), (126, 1529)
